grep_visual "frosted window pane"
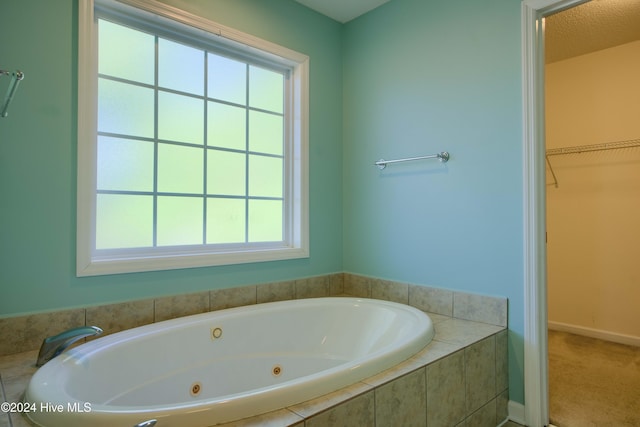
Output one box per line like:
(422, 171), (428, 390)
(98, 79), (154, 137)
(159, 38), (204, 95)
(158, 144), (203, 194)
(208, 53), (246, 105)
(249, 111), (283, 155)
(249, 155), (282, 198)
(157, 196), (203, 246)
(96, 194), (153, 249)
(207, 150), (245, 196)
(158, 92), (204, 145)
(99, 19), (154, 84)
(207, 199), (246, 244)
(97, 136), (154, 192)
(248, 200), (282, 242)
(249, 66), (283, 113)
(207, 102), (246, 150)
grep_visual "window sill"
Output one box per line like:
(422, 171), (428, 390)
(77, 246), (309, 277)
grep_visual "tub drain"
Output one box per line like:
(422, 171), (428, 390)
(272, 365), (282, 376)
(190, 382), (202, 397)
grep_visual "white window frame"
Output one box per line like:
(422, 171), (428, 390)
(77, 0), (309, 276)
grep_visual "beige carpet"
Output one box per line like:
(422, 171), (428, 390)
(548, 329), (640, 427)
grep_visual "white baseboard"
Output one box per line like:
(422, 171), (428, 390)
(508, 400), (526, 425)
(548, 321), (640, 347)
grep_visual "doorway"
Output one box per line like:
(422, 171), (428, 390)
(544, 1), (640, 425)
(522, 0), (640, 425)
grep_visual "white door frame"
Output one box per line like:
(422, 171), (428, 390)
(521, 0), (589, 426)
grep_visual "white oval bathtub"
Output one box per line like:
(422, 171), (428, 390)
(24, 297), (434, 427)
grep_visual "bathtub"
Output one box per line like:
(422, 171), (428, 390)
(24, 297), (434, 427)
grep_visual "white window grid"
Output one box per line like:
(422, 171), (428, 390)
(96, 20), (288, 248)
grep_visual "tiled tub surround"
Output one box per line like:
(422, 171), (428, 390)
(0, 273), (508, 427)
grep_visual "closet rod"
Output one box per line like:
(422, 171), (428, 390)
(546, 137), (640, 188)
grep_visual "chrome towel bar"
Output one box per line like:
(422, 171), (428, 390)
(1, 69), (25, 118)
(375, 151), (449, 170)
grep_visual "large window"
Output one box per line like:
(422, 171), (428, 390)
(77, 0), (309, 276)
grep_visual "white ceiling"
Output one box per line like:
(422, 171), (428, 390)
(294, 0), (391, 23)
(293, 0), (640, 62)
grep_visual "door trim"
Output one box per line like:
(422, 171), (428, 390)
(521, 1), (588, 425)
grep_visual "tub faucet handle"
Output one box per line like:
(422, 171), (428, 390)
(36, 325), (103, 367)
(134, 420), (157, 427)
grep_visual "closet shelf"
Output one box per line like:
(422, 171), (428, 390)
(546, 137), (640, 188)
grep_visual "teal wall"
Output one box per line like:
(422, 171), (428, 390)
(0, 0), (344, 315)
(0, 0), (525, 404)
(342, 0), (524, 402)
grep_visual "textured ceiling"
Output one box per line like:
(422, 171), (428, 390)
(294, 0), (391, 23)
(545, 0), (640, 63)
